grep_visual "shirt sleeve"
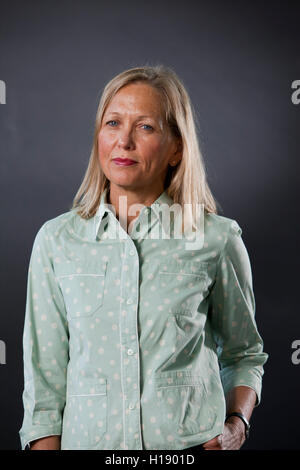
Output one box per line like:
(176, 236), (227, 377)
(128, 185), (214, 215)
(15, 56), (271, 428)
(19, 222), (69, 450)
(208, 220), (268, 407)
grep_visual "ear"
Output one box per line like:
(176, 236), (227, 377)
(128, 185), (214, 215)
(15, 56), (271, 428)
(169, 139), (183, 166)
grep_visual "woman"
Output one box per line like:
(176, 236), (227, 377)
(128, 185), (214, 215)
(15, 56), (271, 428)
(19, 65), (268, 450)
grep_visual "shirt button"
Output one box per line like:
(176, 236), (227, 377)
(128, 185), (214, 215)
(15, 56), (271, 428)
(126, 298), (133, 305)
(129, 403), (135, 410)
(129, 250), (135, 256)
(127, 349), (134, 355)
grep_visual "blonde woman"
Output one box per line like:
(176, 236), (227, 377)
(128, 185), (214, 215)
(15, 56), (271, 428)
(19, 65), (268, 451)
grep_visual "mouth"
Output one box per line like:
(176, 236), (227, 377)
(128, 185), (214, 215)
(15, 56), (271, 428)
(112, 158), (138, 166)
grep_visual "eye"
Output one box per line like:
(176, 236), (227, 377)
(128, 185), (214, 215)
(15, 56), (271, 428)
(105, 121), (153, 131)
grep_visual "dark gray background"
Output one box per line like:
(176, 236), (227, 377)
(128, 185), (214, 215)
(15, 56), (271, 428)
(0, 0), (299, 450)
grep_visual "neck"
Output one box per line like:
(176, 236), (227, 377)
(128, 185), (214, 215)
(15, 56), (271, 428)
(107, 184), (164, 228)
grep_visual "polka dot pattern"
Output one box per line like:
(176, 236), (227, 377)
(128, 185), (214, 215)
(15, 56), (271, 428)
(19, 189), (268, 451)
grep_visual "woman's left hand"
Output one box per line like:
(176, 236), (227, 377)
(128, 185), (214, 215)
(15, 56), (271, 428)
(202, 416), (246, 450)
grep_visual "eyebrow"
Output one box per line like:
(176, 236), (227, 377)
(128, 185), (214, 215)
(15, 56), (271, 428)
(105, 112), (156, 120)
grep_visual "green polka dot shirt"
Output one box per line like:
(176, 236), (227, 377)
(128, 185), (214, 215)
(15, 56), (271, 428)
(19, 188), (268, 450)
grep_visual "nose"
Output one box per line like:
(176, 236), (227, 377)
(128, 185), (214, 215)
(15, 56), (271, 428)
(117, 126), (135, 149)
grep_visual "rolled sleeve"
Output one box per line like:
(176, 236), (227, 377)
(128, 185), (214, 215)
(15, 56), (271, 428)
(19, 222), (69, 450)
(209, 220), (268, 407)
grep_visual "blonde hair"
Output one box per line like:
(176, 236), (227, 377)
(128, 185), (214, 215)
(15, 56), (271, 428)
(70, 64), (221, 232)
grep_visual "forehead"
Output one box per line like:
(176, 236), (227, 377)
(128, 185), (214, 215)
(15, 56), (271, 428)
(104, 82), (165, 118)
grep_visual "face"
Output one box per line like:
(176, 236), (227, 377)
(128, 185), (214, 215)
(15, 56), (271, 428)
(97, 82), (181, 195)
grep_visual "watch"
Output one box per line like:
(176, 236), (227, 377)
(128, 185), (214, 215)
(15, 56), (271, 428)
(225, 411), (250, 439)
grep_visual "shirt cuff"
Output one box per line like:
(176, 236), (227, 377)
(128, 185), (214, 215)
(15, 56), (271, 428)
(220, 366), (264, 408)
(19, 427), (62, 450)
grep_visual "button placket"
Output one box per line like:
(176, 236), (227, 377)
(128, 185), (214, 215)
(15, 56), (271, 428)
(119, 240), (142, 450)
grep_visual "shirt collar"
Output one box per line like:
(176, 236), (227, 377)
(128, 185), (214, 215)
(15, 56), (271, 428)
(93, 187), (174, 240)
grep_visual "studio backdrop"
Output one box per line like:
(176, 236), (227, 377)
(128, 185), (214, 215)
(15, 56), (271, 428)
(0, 0), (299, 450)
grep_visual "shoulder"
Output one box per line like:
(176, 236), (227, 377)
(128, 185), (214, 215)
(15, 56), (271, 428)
(205, 212), (242, 238)
(203, 212), (244, 260)
(33, 208), (82, 245)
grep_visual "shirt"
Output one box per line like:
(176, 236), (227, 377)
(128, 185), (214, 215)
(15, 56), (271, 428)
(19, 187), (268, 450)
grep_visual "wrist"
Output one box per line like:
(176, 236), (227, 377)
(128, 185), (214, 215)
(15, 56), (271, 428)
(225, 412), (250, 439)
(226, 415), (245, 432)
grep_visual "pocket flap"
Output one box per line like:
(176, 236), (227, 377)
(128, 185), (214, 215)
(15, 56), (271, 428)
(154, 371), (204, 388)
(159, 258), (208, 278)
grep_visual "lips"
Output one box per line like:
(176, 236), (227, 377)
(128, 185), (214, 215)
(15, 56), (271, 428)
(113, 158), (137, 166)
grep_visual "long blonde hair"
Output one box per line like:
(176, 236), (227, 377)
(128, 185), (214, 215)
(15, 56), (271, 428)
(70, 64), (221, 232)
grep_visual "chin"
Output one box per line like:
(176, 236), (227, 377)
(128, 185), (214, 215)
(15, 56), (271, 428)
(109, 177), (140, 188)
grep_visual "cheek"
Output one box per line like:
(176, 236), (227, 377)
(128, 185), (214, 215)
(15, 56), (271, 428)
(98, 131), (112, 158)
(141, 138), (170, 167)
(141, 136), (166, 159)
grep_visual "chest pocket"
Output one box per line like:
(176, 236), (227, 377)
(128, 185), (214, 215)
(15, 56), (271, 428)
(158, 258), (210, 316)
(55, 260), (107, 319)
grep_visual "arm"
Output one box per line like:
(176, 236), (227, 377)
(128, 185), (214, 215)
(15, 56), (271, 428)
(29, 435), (61, 450)
(19, 222), (69, 451)
(225, 385), (257, 422)
(204, 220), (268, 450)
